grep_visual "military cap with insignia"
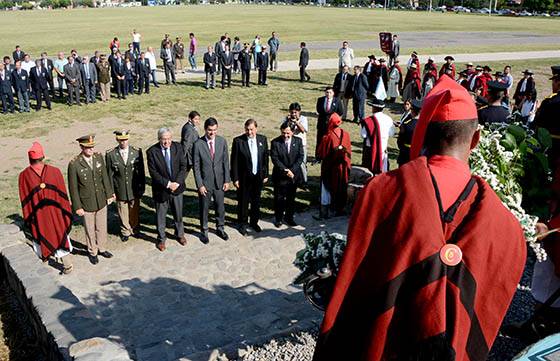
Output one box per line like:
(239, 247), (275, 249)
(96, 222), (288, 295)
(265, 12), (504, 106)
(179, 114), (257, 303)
(550, 65), (560, 80)
(77, 134), (95, 147)
(114, 130), (130, 141)
(367, 98), (385, 108)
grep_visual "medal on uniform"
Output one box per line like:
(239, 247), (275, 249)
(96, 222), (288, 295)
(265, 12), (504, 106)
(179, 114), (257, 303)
(440, 244), (462, 266)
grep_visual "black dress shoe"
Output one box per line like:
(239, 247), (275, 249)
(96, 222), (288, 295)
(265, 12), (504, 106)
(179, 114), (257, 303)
(285, 219), (297, 227)
(121, 235), (129, 242)
(251, 223), (262, 232)
(239, 225), (248, 236)
(274, 220), (282, 228)
(88, 254), (99, 265)
(200, 231), (209, 244)
(98, 251), (113, 259)
(217, 229), (229, 241)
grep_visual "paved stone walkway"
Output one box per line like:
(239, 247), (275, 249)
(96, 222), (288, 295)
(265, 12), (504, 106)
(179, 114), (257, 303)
(56, 212), (348, 360)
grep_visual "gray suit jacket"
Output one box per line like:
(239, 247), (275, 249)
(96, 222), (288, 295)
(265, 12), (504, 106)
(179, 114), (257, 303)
(80, 63), (98, 84)
(180, 121), (199, 169)
(392, 40), (400, 58)
(63, 62), (81, 85)
(193, 136), (230, 190)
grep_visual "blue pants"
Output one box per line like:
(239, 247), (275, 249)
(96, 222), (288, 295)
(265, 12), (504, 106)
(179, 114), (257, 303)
(189, 54), (197, 69)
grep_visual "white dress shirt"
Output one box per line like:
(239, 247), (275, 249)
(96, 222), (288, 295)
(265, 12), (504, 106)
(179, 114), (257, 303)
(119, 147), (129, 163)
(248, 137), (258, 175)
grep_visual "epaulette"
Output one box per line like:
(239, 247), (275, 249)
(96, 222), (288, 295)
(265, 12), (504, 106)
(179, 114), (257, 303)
(403, 119), (413, 125)
(545, 92), (558, 100)
(478, 105), (488, 110)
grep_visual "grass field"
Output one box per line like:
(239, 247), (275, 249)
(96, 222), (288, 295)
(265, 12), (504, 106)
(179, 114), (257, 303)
(0, 5), (559, 60)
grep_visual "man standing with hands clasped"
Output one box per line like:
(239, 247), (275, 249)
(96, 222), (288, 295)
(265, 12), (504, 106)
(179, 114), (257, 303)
(231, 119), (269, 236)
(68, 135), (114, 265)
(193, 118), (230, 244)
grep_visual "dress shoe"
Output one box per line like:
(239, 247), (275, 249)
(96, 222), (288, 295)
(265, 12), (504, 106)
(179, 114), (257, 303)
(239, 225), (248, 236)
(250, 223), (262, 232)
(156, 242), (166, 251)
(285, 219), (297, 227)
(88, 254), (99, 265)
(274, 220), (282, 228)
(217, 229), (229, 241)
(178, 235), (188, 246)
(120, 235), (129, 242)
(99, 251), (113, 259)
(200, 231), (209, 244)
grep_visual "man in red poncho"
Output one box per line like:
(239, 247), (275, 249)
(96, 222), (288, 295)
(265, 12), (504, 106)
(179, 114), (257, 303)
(18, 142), (73, 274)
(314, 113), (351, 220)
(313, 75), (526, 361)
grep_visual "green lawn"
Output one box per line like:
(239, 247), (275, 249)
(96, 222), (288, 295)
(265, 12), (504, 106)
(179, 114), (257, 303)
(0, 5), (559, 59)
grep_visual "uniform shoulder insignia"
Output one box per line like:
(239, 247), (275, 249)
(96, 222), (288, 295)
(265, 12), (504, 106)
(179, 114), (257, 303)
(403, 119), (412, 125)
(479, 105), (488, 110)
(546, 92), (558, 99)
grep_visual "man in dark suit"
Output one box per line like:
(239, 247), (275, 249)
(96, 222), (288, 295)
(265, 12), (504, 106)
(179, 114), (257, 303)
(0, 64), (15, 113)
(180, 110), (200, 177)
(203, 46), (217, 90)
(147, 127), (188, 251)
(350, 65), (369, 122)
(271, 123), (304, 228)
(136, 52), (151, 95)
(63, 56), (81, 106)
(220, 45), (233, 89)
(160, 42), (177, 85)
(299, 42), (310, 82)
(231, 119), (269, 235)
(80, 56), (98, 104)
(111, 52), (126, 100)
(239, 44), (252, 87)
(3, 56), (15, 73)
(192, 117), (230, 244)
(12, 61), (30, 112)
(257, 46), (269, 86)
(30, 60), (52, 111)
(39, 52), (55, 98)
(214, 35), (226, 72)
(315, 87), (342, 159)
(333, 65), (352, 120)
(12, 46), (25, 63)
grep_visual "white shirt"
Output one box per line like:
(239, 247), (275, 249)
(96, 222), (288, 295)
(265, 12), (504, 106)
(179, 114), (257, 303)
(82, 155), (93, 168)
(21, 60), (34, 74)
(520, 78), (528, 92)
(361, 111), (395, 172)
(338, 47), (354, 67)
(132, 33), (141, 42)
(248, 136), (258, 175)
(119, 147), (129, 163)
(521, 100), (537, 122)
(145, 52), (157, 69)
(166, 49), (172, 62)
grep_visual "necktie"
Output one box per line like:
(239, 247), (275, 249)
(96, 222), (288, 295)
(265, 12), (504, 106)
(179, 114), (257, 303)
(325, 98), (331, 112)
(285, 140), (290, 154)
(209, 140), (215, 160)
(164, 148), (172, 175)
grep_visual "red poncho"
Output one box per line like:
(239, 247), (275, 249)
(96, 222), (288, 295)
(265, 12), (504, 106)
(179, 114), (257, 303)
(313, 157), (526, 361)
(362, 115), (383, 174)
(18, 164), (72, 259)
(318, 114), (352, 194)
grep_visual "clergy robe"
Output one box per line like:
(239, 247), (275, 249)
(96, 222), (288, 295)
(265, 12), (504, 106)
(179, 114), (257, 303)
(19, 164), (72, 259)
(313, 156), (526, 361)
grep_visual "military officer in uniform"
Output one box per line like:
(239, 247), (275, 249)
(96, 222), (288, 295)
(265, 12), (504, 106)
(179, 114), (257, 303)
(535, 65), (560, 167)
(478, 81), (511, 126)
(106, 130), (146, 242)
(397, 99), (422, 167)
(68, 135), (114, 265)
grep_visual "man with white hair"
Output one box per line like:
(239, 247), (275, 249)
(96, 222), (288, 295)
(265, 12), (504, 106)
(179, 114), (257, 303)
(147, 127), (188, 251)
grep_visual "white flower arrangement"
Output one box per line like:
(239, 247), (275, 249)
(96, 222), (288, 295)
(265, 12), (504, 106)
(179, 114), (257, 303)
(293, 231), (347, 284)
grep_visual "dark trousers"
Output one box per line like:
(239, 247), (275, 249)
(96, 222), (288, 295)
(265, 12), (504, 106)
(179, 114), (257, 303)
(199, 188), (225, 231)
(133, 42), (140, 54)
(274, 182), (297, 222)
(241, 69), (250, 86)
(270, 52), (277, 71)
(83, 78), (96, 103)
(299, 66), (310, 81)
(155, 195), (184, 243)
(353, 95), (366, 121)
(67, 83), (80, 104)
(35, 87), (51, 110)
(237, 175), (263, 226)
(221, 67), (231, 88)
(115, 79), (125, 98)
(138, 76), (150, 94)
(164, 61), (176, 84)
(47, 77), (55, 97)
(258, 69), (267, 85)
(125, 78), (134, 96)
(0, 91), (15, 113)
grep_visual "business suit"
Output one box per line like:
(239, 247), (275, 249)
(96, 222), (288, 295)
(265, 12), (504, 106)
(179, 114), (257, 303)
(12, 50), (25, 63)
(350, 73), (369, 122)
(0, 70), (15, 113)
(203, 52), (217, 89)
(123, 61), (136, 96)
(63, 62), (81, 105)
(147, 141), (187, 244)
(390, 40), (400, 66)
(193, 136), (230, 234)
(239, 51), (251, 87)
(30, 66), (51, 110)
(220, 51), (233, 88)
(270, 135), (304, 224)
(80, 62), (98, 103)
(333, 71), (351, 119)
(257, 52), (269, 85)
(39, 58), (55, 97)
(231, 134), (269, 229)
(180, 121), (199, 174)
(315, 96), (342, 158)
(214, 41), (225, 72)
(11, 69), (30, 112)
(111, 58), (126, 99)
(299, 47), (310, 82)
(135, 58), (151, 94)
(160, 47), (176, 85)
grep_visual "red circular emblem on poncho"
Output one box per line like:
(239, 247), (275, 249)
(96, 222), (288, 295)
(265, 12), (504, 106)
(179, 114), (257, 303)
(440, 244), (462, 266)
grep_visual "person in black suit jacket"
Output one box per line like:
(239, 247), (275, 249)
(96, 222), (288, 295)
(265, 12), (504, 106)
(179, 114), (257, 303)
(0, 64), (15, 113)
(257, 46), (269, 86)
(220, 46), (233, 89)
(146, 127), (188, 251)
(3, 57), (15, 73)
(332, 65), (352, 120)
(350, 65), (369, 122)
(123, 57), (136, 96)
(30, 60), (52, 111)
(180, 110), (200, 176)
(231, 119), (269, 235)
(39, 52), (55, 98)
(271, 123), (304, 228)
(299, 42), (310, 82)
(12, 61), (31, 112)
(239, 44), (252, 87)
(12, 46), (25, 63)
(136, 52), (150, 95)
(111, 52), (126, 99)
(315, 87), (342, 159)
(203, 46), (217, 90)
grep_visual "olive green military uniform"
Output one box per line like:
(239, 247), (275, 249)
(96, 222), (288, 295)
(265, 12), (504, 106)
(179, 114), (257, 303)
(68, 150), (113, 256)
(106, 144), (146, 237)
